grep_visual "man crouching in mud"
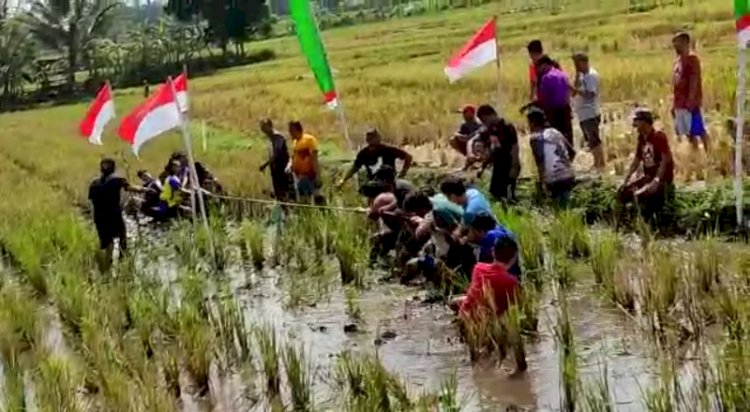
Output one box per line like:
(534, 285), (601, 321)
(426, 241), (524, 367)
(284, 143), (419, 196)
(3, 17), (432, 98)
(450, 236), (527, 372)
(89, 158), (148, 271)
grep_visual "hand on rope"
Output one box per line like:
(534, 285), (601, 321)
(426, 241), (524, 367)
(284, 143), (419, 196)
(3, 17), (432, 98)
(203, 191), (368, 213)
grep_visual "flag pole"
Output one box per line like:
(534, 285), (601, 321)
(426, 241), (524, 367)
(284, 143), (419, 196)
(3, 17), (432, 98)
(168, 76), (212, 242)
(735, 44), (747, 227)
(493, 15), (502, 116)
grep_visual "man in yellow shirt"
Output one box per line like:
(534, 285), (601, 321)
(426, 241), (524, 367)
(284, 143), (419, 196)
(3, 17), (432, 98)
(288, 121), (325, 204)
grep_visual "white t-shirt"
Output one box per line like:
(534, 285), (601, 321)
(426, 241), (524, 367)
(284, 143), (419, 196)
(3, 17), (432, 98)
(574, 68), (600, 122)
(530, 128), (575, 184)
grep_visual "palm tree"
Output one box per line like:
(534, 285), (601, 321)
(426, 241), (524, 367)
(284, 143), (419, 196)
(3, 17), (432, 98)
(0, 19), (37, 108)
(23, 0), (120, 94)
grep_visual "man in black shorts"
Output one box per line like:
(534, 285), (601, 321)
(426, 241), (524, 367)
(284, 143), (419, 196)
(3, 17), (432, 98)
(337, 128), (413, 188)
(88, 158), (145, 270)
(259, 118), (292, 201)
(476, 105), (521, 203)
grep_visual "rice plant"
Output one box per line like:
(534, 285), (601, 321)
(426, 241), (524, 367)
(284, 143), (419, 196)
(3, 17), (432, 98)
(255, 323), (281, 398)
(178, 304), (213, 396)
(495, 206), (546, 289)
(579, 364), (614, 412)
(589, 229), (622, 285)
(549, 252), (575, 291)
(642, 246), (680, 340)
(239, 219), (266, 269)
(549, 209), (590, 259)
(554, 292), (578, 412)
(283, 342), (314, 412)
(693, 235), (722, 293)
(34, 354), (85, 412)
(437, 371), (461, 412)
(333, 351), (412, 412)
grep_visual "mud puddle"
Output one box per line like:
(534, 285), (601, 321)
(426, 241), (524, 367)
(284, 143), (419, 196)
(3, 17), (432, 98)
(218, 260), (654, 411)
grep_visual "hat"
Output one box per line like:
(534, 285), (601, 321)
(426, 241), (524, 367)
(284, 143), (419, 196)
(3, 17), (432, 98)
(460, 105), (476, 115)
(631, 107), (654, 124)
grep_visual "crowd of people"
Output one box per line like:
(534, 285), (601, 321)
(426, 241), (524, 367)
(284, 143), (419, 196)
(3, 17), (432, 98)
(88, 32), (700, 367)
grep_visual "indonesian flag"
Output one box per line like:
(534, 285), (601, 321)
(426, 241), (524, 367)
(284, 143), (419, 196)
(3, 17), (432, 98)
(118, 77), (183, 155)
(444, 17), (498, 83)
(174, 73), (189, 112)
(736, 0), (750, 48)
(79, 82), (115, 145)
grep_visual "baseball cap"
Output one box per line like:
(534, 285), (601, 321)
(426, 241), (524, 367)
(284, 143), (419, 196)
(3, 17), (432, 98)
(631, 107), (654, 124)
(460, 105), (476, 115)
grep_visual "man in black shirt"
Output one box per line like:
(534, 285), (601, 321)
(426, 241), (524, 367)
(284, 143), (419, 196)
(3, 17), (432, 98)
(477, 105), (521, 202)
(88, 158), (144, 268)
(259, 119), (292, 201)
(336, 128), (413, 188)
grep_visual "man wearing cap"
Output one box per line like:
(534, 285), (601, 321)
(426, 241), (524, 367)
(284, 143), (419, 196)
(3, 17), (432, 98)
(536, 55), (575, 160)
(619, 108), (674, 222)
(450, 105), (482, 157)
(337, 128), (413, 188)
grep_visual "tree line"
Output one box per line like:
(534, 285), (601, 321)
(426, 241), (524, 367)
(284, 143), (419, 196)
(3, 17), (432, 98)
(0, 0), (272, 111)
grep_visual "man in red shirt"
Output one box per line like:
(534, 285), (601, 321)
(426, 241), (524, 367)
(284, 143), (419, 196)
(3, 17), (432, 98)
(527, 40), (544, 101)
(672, 32), (708, 151)
(618, 108), (675, 223)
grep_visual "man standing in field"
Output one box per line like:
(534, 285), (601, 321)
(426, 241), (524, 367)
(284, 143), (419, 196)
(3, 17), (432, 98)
(618, 108), (675, 223)
(527, 40), (562, 101)
(259, 119), (292, 201)
(571, 52), (605, 171)
(527, 40), (545, 101)
(536, 55), (575, 160)
(89, 158), (145, 270)
(288, 121), (325, 205)
(337, 128), (413, 188)
(672, 32), (708, 151)
(476, 104), (520, 203)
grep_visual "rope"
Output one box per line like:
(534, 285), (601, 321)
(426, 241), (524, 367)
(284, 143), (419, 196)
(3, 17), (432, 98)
(205, 192), (367, 213)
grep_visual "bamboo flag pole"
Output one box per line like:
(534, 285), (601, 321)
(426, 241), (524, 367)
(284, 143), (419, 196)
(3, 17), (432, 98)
(493, 15), (502, 116)
(735, 45), (747, 227)
(168, 75), (212, 246)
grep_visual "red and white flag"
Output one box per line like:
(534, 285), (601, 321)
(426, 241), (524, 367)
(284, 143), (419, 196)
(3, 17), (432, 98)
(174, 73), (189, 112)
(444, 17), (498, 83)
(118, 77), (183, 155)
(79, 82), (115, 145)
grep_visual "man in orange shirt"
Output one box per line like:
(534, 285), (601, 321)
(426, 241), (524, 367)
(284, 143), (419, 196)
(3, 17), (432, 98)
(672, 32), (708, 151)
(288, 121), (324, 205)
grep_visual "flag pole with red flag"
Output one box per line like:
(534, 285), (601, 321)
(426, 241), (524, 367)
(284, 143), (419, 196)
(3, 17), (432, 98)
(444, 17), (500, 110)
(79, 81), (115, 145)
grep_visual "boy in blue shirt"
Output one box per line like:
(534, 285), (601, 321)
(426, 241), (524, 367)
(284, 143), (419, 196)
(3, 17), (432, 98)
(439, 176), (495, 226)
(467, 212), (522, 279)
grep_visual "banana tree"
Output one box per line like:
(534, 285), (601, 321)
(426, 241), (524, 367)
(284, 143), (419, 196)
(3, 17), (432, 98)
(23, 0), (121, 94)
(0, 19), (37, 107)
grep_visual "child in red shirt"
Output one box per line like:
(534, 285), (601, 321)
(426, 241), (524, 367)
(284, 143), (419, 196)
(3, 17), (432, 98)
(451, 236), (526, 371)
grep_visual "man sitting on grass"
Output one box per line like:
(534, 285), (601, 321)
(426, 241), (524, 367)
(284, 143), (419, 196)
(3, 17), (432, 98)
(450, 236), (527, 372)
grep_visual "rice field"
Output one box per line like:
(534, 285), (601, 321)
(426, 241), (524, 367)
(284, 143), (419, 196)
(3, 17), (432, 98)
(0, 0), (749, 410)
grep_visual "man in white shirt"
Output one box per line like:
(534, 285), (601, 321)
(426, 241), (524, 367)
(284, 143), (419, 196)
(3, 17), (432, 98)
(571, 52), (605, 171)
(527, 107), (575, 207)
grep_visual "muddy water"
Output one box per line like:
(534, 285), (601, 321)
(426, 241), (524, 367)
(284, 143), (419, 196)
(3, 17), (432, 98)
(224, 258), (654, 411)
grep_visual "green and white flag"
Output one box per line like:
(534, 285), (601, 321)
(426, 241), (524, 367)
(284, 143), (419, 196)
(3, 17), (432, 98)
(736, 0), (750, 47)
(290, 0), (338, 109)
